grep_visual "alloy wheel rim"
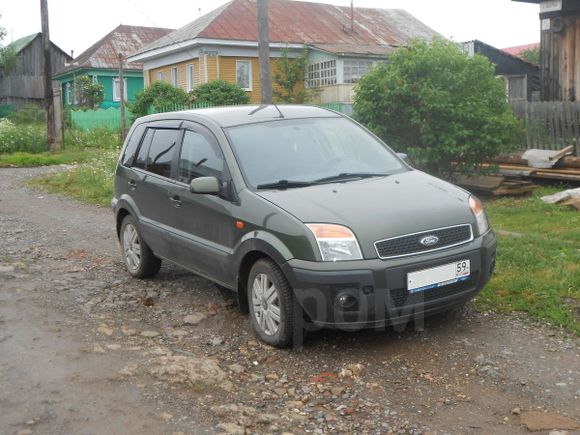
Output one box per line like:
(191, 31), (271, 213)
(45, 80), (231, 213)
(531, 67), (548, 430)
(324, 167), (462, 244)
(251, 273), (281, 336)
(122, 224), (141, 272)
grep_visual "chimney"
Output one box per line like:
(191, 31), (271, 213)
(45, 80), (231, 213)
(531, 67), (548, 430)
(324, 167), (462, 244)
(70, 50), (74, 58)
(351, 0), (354, 31)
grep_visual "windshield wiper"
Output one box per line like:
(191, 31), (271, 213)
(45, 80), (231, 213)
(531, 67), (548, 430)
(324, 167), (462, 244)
(314, 172), (388, 183)
(256, 180), (314, 190)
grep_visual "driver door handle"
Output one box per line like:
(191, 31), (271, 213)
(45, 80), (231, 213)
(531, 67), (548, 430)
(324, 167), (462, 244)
(127, 180), (137, 189)
(170, 195), (182, 208)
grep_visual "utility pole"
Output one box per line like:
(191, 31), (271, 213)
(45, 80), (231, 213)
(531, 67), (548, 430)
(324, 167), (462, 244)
(257, 0), (272, 104)
(40, 0), (57, 149)
(118, 53), (127, 141)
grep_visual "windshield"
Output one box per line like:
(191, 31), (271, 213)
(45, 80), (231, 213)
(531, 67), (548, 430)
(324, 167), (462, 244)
(226, 117), (407, 189)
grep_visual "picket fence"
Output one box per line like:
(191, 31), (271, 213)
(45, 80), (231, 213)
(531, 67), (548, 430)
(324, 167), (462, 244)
(510, 100), (580, 155)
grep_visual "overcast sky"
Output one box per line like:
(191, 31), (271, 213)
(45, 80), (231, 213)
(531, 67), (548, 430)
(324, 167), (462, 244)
(0, 0), (540, 56)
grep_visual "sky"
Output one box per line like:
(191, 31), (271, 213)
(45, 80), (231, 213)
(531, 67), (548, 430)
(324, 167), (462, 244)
(0, 0), (540, 56)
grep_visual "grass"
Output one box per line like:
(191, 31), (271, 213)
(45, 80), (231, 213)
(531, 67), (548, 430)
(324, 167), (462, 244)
(478, 186), (580, 334)
(0, 149), (101, 167)
(0, 118), (121, 168)
(28, 149), (118, 206)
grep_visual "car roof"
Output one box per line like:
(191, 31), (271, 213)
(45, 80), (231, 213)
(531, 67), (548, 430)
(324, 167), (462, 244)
(137, 105), (342, 128)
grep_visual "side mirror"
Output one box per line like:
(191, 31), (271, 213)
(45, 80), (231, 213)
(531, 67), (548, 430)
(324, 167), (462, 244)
(190, 176), (221, 194)
(397, 152), (410, 164)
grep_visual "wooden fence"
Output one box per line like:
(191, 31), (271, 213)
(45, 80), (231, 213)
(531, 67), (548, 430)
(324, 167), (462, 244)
(510, 101), (580, 154)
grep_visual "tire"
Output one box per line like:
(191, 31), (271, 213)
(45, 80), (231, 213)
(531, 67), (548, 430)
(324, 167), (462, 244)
(248, 258), (298, 348)
(119, 215), (161, 279)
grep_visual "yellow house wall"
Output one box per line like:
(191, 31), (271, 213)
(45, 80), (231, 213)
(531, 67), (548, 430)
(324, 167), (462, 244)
(146, 56), (303, 103)
(148, 59), (200, 91)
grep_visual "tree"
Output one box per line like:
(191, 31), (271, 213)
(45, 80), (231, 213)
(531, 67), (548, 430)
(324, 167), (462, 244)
(354, 38), (522, 180)
(129, 81), (191, 118)
(74, 76), (104, 109)
(520, 47), (540, 64)
(273, 48), (310, 103)
(0, 19), (17, 72)
(192, 80), (249, 106)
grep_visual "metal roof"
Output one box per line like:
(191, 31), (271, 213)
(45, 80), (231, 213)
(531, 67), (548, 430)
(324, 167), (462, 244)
(133, 0), (440, 59)
(502, 43), (540, 57)
(56, 25), (173, 76)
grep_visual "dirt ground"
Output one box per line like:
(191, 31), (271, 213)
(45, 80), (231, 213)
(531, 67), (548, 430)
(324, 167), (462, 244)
(0, 166), (578, 435)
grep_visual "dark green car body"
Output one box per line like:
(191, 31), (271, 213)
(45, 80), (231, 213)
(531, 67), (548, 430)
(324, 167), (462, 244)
(113, 105), (496, 331)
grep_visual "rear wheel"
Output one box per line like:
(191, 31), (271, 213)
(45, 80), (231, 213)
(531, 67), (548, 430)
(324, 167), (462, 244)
(120, 215), (161, 278)
(248, 259), (296, 348)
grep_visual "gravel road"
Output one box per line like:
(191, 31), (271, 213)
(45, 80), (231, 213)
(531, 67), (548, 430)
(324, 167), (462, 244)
(0, 166), (578, 435)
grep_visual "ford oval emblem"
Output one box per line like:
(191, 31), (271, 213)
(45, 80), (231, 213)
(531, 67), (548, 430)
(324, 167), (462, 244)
(420, 235), (439, 247)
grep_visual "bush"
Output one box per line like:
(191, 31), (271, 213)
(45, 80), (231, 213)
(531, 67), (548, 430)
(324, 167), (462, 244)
(64, 128), (121, 149)
(129, 81), (191, 118)
(75, 76), (105, 109)
(0, 119), (46, 153)
(192, 80), (249, 106)
(273, 48), (310, 103)
(8, 103), (45, 124)
(354, 39), (522, 180)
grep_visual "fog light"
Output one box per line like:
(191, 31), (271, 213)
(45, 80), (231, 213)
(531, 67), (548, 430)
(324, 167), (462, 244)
(336, 293), (358, 310)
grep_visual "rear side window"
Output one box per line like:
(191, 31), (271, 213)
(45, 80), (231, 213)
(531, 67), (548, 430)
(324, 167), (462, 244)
(121, 124), (146, 166)
(178, 130), (224, 183)
(147, 129), (180, 178)
(133, 129), (154, 170)
(132, 128), (180, 178)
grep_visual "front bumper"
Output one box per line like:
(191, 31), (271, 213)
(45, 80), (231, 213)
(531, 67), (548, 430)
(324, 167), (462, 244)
(281, 230), (496, 329)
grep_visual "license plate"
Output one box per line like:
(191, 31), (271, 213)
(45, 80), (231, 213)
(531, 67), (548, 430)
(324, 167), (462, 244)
(407, 260), (471, 293)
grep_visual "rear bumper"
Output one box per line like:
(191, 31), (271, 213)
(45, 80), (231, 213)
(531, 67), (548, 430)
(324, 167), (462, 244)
(281, 230), (496, 329)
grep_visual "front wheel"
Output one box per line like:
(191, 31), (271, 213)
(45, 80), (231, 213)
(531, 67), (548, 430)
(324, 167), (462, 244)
(248, 259), (297, 348)
(120, 215), (161, 279)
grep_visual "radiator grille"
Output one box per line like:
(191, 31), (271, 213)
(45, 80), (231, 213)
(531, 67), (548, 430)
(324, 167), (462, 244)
(375, 224), (473, 259)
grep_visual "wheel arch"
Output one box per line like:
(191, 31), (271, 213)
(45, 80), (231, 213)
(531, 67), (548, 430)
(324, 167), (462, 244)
(234, 237), (291, 314)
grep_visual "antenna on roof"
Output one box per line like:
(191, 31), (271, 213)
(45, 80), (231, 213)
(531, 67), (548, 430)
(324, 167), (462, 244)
(248, 104), (285, 119)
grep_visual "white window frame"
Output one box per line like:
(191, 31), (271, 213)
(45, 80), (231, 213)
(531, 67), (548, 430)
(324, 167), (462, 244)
(65, 83), (71, 105)
(186, 63), (194, 92)
(171, 67), (178, 87)
(236, 60), (252, 91)
(307, 60), (337, 88)
(92, 75), (98, 84)
(343, 59), (375, 84)
(112, 77), (128, 102)
(157, 71), (165, 81)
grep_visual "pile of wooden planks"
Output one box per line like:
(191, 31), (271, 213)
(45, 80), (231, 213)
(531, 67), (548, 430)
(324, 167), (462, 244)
(455, 174), (537, 196)
(491, 146), (580, 183)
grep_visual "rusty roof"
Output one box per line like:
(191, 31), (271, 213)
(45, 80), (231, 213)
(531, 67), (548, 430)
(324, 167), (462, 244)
(56, 25), (173, 75)
(134, 0), (439, 58)
(502, 43), (540, 57)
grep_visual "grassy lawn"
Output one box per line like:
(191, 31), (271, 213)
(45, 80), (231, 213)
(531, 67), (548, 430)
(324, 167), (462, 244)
(27, 150), (117, 207)
(0, 149), (101, 168)
(479, 186), (580, 334)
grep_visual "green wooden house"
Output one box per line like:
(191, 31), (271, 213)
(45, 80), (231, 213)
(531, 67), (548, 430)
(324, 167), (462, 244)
(54, 25), (172, 108)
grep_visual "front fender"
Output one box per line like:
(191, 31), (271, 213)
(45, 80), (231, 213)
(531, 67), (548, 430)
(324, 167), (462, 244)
(233, 230), (294, 275)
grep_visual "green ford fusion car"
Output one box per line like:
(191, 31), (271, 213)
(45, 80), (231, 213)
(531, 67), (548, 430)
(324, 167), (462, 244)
(112, 105), (496, 347)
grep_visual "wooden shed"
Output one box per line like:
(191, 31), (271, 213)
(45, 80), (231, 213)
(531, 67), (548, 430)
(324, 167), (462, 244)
(462, 40), (540, 101)
(0, 33), (72, 108)
(514, 0), (580, 101)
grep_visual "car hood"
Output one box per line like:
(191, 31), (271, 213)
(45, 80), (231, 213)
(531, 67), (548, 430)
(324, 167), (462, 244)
(255, 170), (475, 258)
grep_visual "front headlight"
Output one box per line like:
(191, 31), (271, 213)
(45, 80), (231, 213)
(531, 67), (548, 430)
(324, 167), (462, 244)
(306, 223), (363, 262)
(469, 195), (490, 235)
